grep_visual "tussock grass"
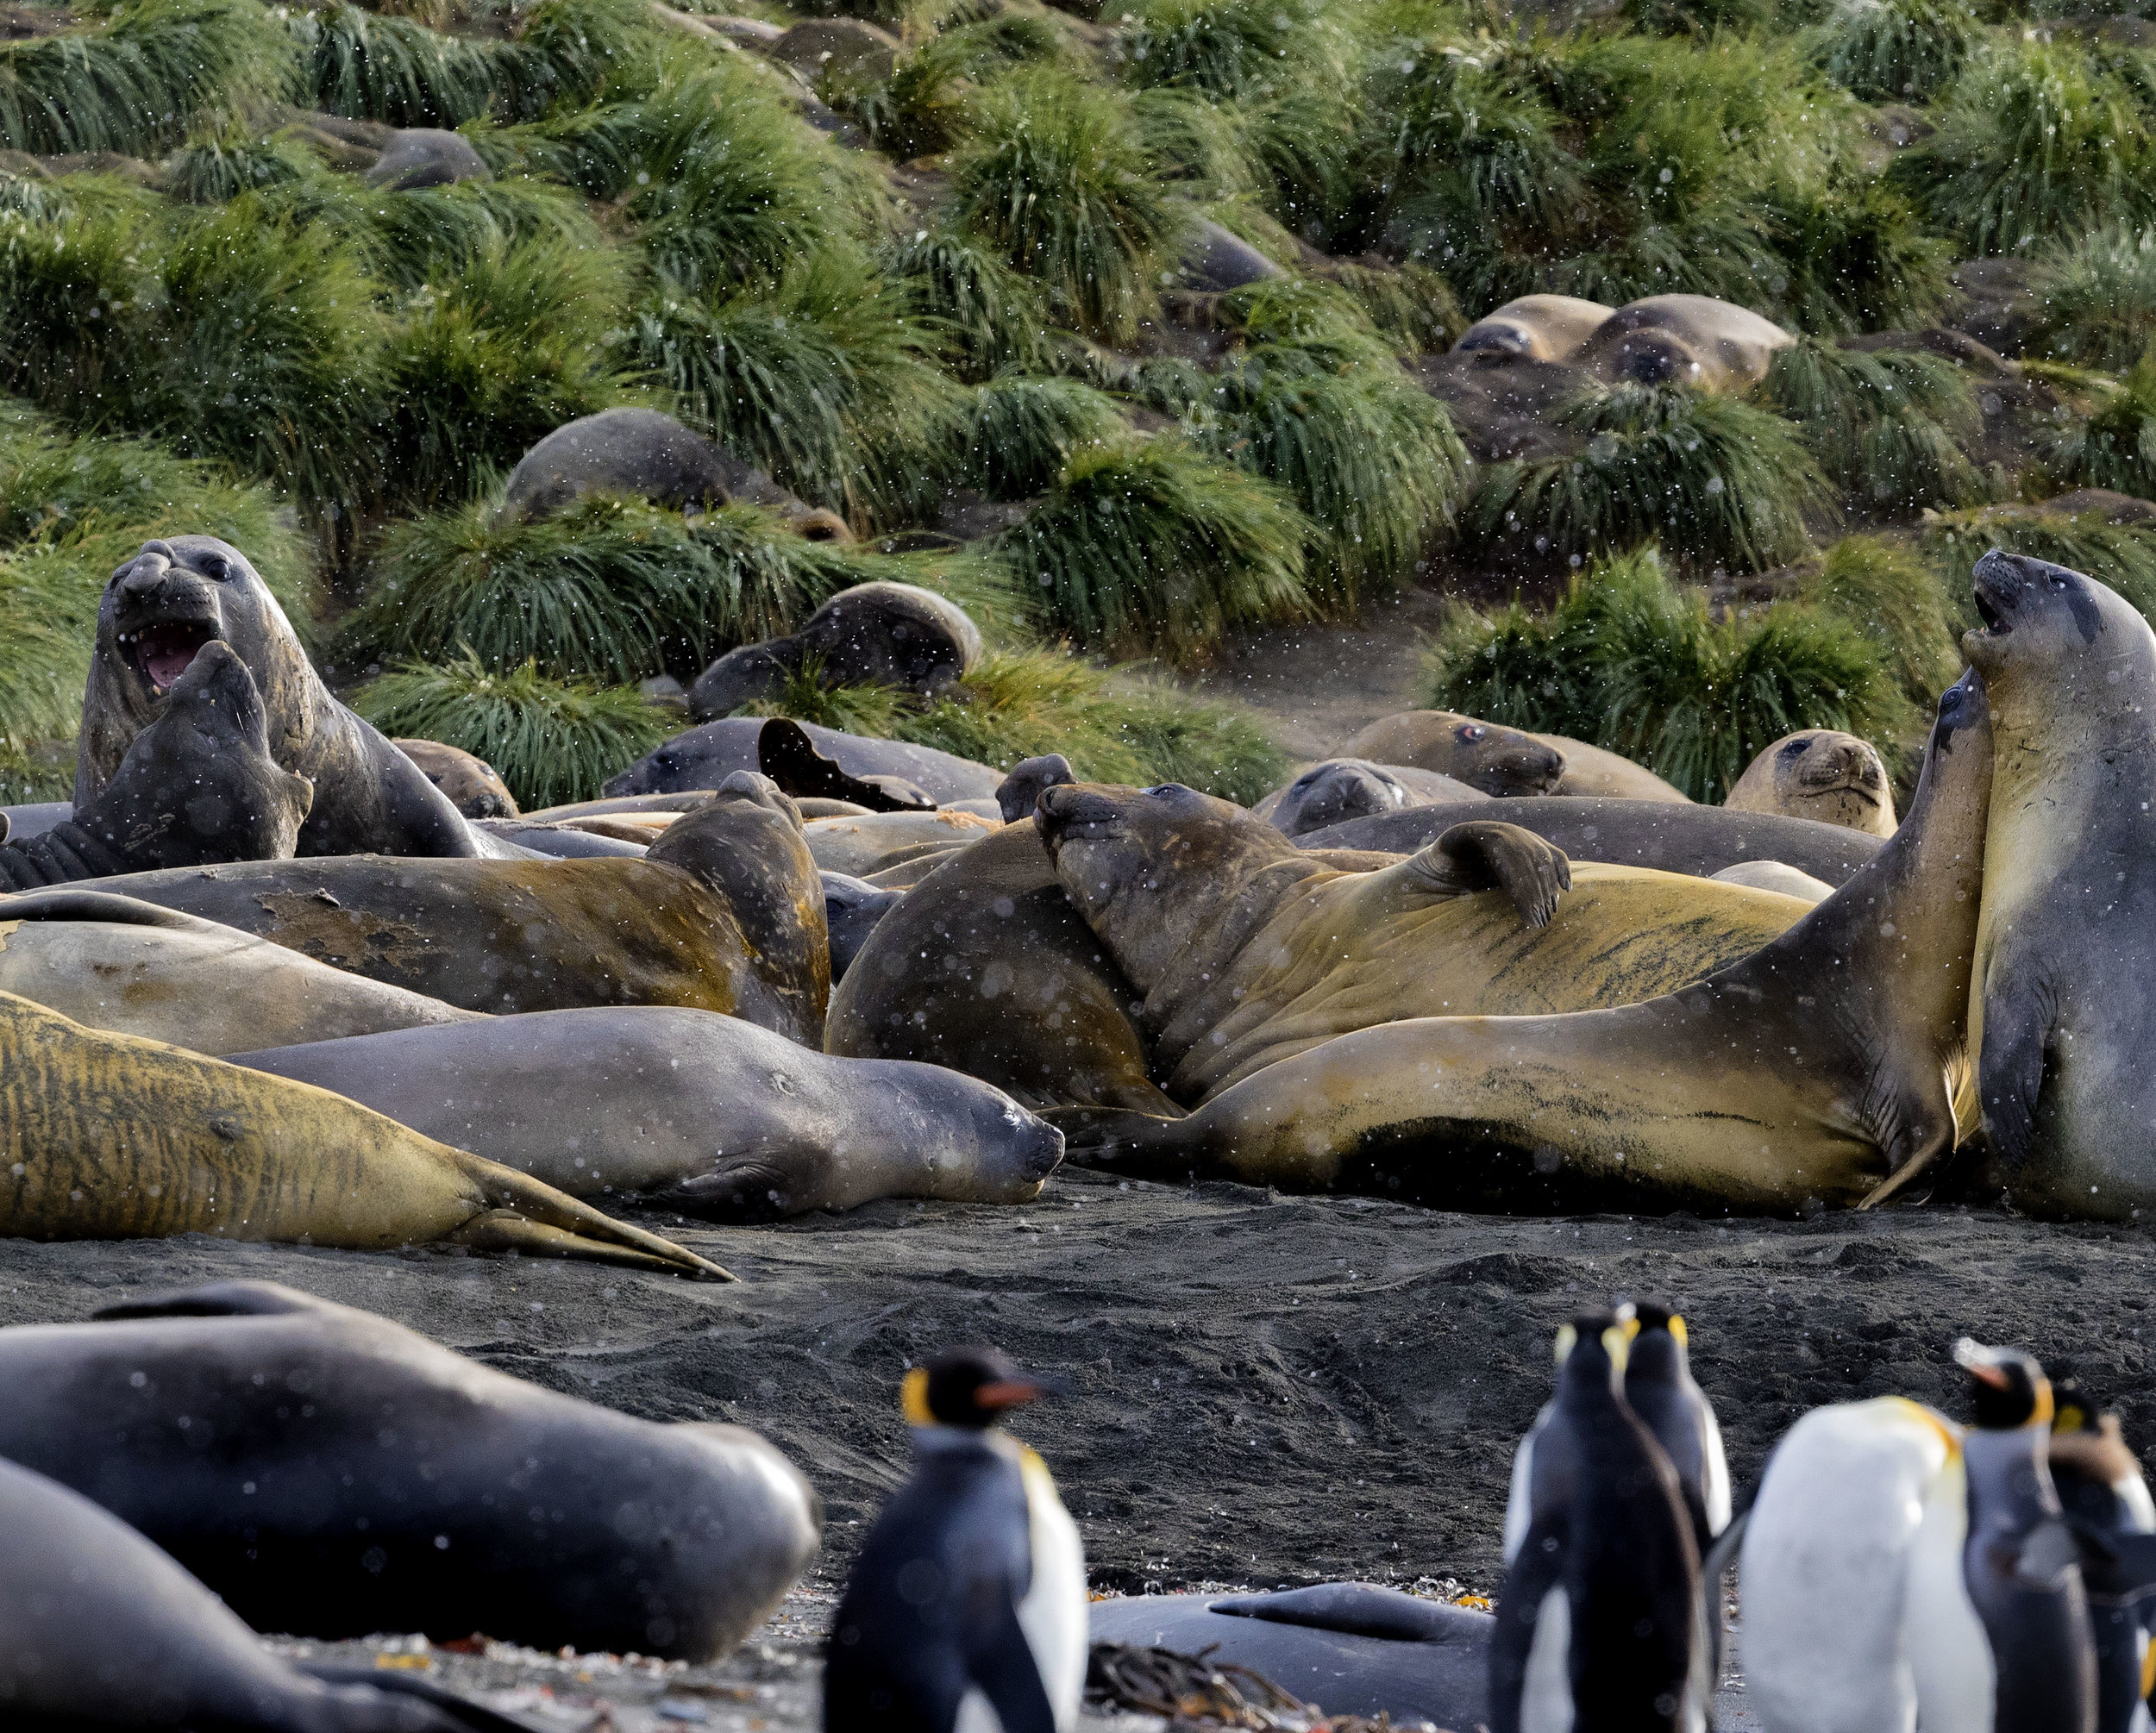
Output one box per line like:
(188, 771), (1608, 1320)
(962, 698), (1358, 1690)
(1464, 384), (1827, 578)
(297, 3), (495, 126)
(1326, 260), (1463, 356)
(350, 652), (673, 810)
(841, 13), (1068, 160)
(994, 438), (1311, 660)
(956, 374), (1125, 498)
(1922, 506), (2156, 625)
(743, 647), (1289, 802)
(1420, 547), (1909, 800)
(2030, 225), (2156, 371)
(1114, 0), (1320, 101)
(0, 0), (294, 158)
(1757, 338), (1985, 514)
(164, 131), (317, 203)
(356, 175), (601, 289)
(348, 497), (871, 684)
(1758, 177), (1952, 335)
(1795, 533), (1964, 721)
(1808, 0), (1975, 102)
(881, 228), (1057, 380)
(631, 247), (958, 522)
(1897, 41), (2155, 256)
(2047, 354), (2156, 500)
(951, 69), (1182, 344)
(378, 233), (630, 512)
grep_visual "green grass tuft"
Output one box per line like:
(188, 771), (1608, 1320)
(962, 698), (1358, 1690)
(163, 130), (317, 204)
(1114, 0), (1316, 101)
(1793, 534), (1964, 729)
(296, 3), (494, 127)
(1420, 547), (1910, 801)
(349, 652), (674, 810)
(1324, 260), (1463, 357)
(881, 227), (1058, 381)
(1807, 0), (1975, 102)
(2030, 225), (2156, 372)
(957, 374), (1125, 498)
(2047, 354), (2156, 500)
(951, 69), (1182, 345)
(1464, 383), (1827, 578)
(1756, 338), (1985, 514)
(0, 0), (296, 158)
(995, 438), (1312, 660)
(1921, 505), (2156, 626)
(1896, 40), (2155, 257)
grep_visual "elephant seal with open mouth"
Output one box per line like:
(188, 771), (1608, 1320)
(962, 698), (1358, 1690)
(78, 536), (487, 859)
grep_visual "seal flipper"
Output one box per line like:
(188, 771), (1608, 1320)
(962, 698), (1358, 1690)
(1407, 821), (1571, 929)
(757, 717), (935, 814)
(445, 1152), (736, 1279)
(1213, 1582), (1482, 1643)
(1976, 966), (2054, 1172)
(91, 1279), (340, 1321)
(298, 1665), (547, 1732)
(1045, 1106), (1206, 1180)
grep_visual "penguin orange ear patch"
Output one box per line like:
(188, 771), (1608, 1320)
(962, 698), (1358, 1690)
(900, 1367), (932, 1426)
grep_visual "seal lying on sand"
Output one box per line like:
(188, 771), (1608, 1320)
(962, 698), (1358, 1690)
(1064, 674), (1992, 1213)
(2, 641), (316, 888)
(78, 537), (486, 858)
(1343, 710), (1688, 802)
(1300, 796), (1882, 885)
(1254, 759), (1488, 839)
(235, 1007), (1064, 1220)
(1726, 729), (1896, 836)
(1037, 786), (1812, 1103)
(70, 773), (830, 1041)
(826, 820), (1169, 1113)
(0, 1451), (519, 1731)
(0, 1281), (815, 1656)
(0, 991), (725, 1272)
(1963, 553), (2156, 1217)
(0, 889), (474, 1054)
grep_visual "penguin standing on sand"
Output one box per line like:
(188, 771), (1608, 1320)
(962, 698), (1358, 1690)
(2049, 1380), (2156, 1733)
(1490, 1308), (1708, 1733)
(1623, 1301), (1730, 1555)
(824, 1348), (1087, 1733)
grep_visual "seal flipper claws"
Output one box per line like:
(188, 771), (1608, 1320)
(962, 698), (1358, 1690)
(449, 1152), (736, 1279)
(1413, 821), (1573, 929)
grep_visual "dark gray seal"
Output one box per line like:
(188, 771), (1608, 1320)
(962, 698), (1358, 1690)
(2, 640), (315, 888)
(364, 125), (492, 191)
(1091, 1585), (1490, 1729)
(0, 1280), (821, 1660)
(504, 406), (730, 522)
(606, 716), (1000, 804)
(1299, 796), (1882, 887)
(689, 581), (982, 719)
(79, 536), (485, 859)
(1254, 758), (1488, 839)
(234, 1005), (1065, 1219)
(0, 1451), (517, 1730)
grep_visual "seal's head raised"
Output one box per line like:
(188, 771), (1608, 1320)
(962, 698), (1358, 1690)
(95, 536), (295, 722)
(1416, 713), (1565, 797)
(1965, 547), (2147, 691)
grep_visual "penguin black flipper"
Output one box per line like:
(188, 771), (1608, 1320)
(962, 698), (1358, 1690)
(961, 1584), (1059, 1733)
(1489, 1513), (1568, 1733)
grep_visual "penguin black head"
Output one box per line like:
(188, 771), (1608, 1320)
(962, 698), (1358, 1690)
(1554, 1306), (1633, 1390)
(901, 1348), (1056, 1431)
(1953, 1338), (2053, 1430)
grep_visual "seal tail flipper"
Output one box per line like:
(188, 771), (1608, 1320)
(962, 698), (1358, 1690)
(449, 1152), (737, 1279)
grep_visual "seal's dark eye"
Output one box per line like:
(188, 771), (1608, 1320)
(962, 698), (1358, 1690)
(1780, 738), (1809, 758)
(197, 554), (229, 580)
(1457, 724), (1485, 742)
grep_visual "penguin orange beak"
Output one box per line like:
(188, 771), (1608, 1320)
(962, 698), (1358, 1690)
(976, 1377), (1058, 1410)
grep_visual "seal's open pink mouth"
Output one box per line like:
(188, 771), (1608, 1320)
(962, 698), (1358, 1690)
(120, 621), (215, 694)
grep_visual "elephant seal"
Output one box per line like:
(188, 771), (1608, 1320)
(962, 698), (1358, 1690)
(0, 990), (726, 1272)
(79, 536), (484, 859)
(1343, 710), (1689, 801)
(1576, 293), (1795, 392)
(1339, 710), (1564, 794)
(606, 715), (1001, 805)
(68, 773), (830, 1041)
(3, 640), (317, 889)
(0, 1280), (814, 1656)
(365, 125), (491, 190)
(1090, 1584), (1490, 1730)
(1065, 673), (1993, 1213)
(1710, 860), (1833, 903)
(824, 870), (904, 980)
(1298, 795), (1882, 886)
(504, 406), (730, 522)
(1962, 552), (2156, 1217)
(395, 738), (518, 818)
(1037, 785), (1810, 1103)
(234, 1007), (1064, 1219)
(826, 821), (1170, 1113)
(997, 753), (1075, 822)
(1727, 729), (1896, 836)
(0, 1452), (511, 1731)
(1253, 758), (1487, 838)
(802, 808), (1000, 877)
(689, 581), (983, 719)
(0, 889), (475, 1053)
(1453, 293), (1615, 365)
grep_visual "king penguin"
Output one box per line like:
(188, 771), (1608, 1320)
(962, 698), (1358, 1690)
(1623, 1301), (1731, 1555)
(824, 1348), (1088, 1733)
(2049, 1380), (2156, 1733)
(1490, 1308), (1708, 1733)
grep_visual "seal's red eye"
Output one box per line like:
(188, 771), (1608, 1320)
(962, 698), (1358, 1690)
(1457, 724), (1485, 741)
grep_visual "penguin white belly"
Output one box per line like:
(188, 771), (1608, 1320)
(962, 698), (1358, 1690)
(1018, 1445), (1087, 1730)
(1700, 1405), (1733, 1537)
(1502, 1403), (1552, 1566)
(1902, 1451), (1991, 1733)
(1741, 1398), (1961, 1733)
(1520, 1586), (1574, 1733)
